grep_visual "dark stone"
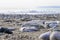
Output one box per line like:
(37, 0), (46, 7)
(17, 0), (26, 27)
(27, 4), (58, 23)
(0, 27), (13, 34)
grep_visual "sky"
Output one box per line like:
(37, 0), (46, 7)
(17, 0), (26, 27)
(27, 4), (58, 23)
(0, 0), (60, 13)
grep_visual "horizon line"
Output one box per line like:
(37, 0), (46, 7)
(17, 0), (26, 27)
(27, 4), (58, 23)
(38, 6), (60, 8)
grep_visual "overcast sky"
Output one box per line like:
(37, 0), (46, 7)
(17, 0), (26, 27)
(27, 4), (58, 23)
(0, 0), (60, 9)
(0, 0), (60, 13)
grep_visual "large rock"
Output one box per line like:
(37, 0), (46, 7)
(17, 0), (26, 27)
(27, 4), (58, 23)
(50, 31), (60, 40)
(39, 31), (50, 40)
